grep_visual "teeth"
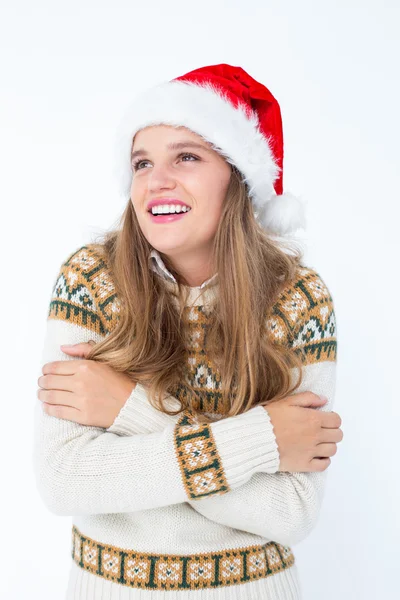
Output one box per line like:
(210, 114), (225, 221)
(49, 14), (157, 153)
(150, 204), (191, 215)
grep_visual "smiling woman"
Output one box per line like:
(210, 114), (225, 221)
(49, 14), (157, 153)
(34, 63), (341, 600)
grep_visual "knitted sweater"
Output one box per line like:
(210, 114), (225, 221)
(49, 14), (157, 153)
(33, 243), (337, 600)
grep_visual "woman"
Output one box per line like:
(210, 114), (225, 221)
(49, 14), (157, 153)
(34, 63), (343, 599)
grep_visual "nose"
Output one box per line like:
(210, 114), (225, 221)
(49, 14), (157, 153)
(147, 162), (177, 193)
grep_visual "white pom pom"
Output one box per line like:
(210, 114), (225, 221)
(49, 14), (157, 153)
(255, 191), (307, 235)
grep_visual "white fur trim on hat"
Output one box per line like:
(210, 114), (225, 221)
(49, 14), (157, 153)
(255, 191), (307, 236)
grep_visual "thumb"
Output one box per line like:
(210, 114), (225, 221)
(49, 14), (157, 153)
(60, 341), (96, 358)
(287, 393), (328, 408)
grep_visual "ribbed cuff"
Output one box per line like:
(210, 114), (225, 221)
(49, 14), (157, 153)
(106, 383), (178, 435)
(210, 405), (280, 486)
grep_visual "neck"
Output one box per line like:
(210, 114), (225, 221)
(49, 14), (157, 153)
(162, 250), (215, 288)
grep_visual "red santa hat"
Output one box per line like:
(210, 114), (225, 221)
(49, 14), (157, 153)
(114, 63), (306, 236)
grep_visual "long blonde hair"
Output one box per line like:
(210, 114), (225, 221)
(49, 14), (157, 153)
(87, 166), (306, 424)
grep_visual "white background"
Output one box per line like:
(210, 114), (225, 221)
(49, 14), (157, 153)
(1, 1), (399, 598)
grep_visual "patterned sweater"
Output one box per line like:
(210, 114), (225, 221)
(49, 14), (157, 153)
(33, 244), (337, 600)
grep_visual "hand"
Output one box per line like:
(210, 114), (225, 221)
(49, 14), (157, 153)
(263, 392), (343, 473)
(37, 342), (137, 428)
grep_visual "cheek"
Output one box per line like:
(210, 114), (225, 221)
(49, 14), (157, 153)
(130, 177), (139, 198)
(186, 172), (225, 206)
(130, 170), (148, 191)
(203, 178), (227, 214)
(199, 197), (224, 229)
(130, 180), (145, 209)
(130, 194), (145, 225)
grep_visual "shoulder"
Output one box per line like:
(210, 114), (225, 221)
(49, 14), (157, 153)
(47, 243), (121, 336)
(267, 265), (337, 363)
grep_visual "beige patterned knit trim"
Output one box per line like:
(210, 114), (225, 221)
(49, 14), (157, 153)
(71, 525), (295, 591)
(173, 410), (230, 499)
(48, 244), (120, 336)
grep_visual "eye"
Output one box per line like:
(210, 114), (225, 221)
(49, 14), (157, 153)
(180, 153), (199, 162)
(132, 158), (150, 171)
(132, 152), (199, 172)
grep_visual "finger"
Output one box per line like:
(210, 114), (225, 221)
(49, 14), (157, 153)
(309, 457), (331, 471)
(42, 358), (91, 375)
(60, 342), (95, 358)
(37, 388), (77, 407)
(312, 442), (338, 458)
(318, 427), (344, 444)
(38, 374), (75, 393)
(42, 402), (82, 422)
(320, 410), (342, 429)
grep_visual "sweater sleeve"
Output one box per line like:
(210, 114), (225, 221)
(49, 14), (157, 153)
(33, 246), (280, 517)
(105, 267), (338, 548)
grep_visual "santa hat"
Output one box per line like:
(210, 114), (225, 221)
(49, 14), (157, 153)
(113, 63), (306, 236)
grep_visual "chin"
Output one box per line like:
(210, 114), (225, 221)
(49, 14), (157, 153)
(152, 242), (187, 255)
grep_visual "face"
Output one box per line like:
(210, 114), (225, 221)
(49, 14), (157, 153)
(130, 125), (231, 283)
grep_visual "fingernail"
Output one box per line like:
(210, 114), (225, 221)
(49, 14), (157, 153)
(61, 344), (74, 348)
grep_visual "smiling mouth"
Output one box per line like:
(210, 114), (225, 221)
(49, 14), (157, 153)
(148, 209), (191, 222)
(147, 207), (192, 215)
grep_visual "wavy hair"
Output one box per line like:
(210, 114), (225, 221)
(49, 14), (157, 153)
(86, 166), (306, 424)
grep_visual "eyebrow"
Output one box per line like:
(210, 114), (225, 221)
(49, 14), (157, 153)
(130, 141), (213, 162)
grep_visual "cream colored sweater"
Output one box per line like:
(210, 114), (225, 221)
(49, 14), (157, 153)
(33, 243), (338, 600)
